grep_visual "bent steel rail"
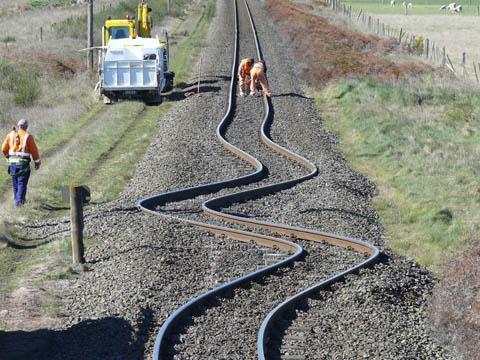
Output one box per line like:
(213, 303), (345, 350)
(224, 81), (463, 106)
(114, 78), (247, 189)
(138, 0), (380, 359)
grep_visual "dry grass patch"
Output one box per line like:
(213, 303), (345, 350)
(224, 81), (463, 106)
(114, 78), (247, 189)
(266, 0), (429, 86)
(431, 247), (480, 359)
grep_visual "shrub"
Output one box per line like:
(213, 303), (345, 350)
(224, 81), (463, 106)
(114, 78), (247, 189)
(412, 35), (424, 56)
(12, 74), (42, 107)
(430, 247), (480, 359)
(0, 60), (41, 107)
(28, 0), (49, 7)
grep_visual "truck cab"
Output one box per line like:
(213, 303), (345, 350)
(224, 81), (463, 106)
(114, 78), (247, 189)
(104, 19), (136, 44)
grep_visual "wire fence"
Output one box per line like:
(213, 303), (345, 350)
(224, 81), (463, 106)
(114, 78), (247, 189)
(323, 0), (480, 82)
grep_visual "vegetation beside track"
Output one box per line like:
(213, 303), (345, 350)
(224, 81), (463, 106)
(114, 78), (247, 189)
(268, 2), (479, 356)
(0, 0), (215, 328)
(314, 77), (479, 270)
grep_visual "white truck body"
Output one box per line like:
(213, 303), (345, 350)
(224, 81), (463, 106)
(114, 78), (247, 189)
(102, 37), (165, 91)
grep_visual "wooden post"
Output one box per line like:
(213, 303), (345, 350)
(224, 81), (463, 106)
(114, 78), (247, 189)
(442, 47), (446, 65)
(473, 61), (479, 82)
(70, 186), (85, 264)
(357, 8), (363, 19)
(197, 52), (202, 95)
(40, 27), (43, 42)
(446, 54), (455, 72)
(399, 27), (403, 42)
(376, 19), (380, 34)
(167, 0), (171, 13)
(425, 38), (429, 59)
(87, 0), (94, 70)
(462, 52), (466, 77)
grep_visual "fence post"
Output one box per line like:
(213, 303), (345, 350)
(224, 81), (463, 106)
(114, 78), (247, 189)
(442, 47), (446, 66)
(399, 27), (403, 42)
(462, 52), (467, 77)
(40, 27), (43, 41)
(425, 38), (429, 59)
(473, 61), (479, 82)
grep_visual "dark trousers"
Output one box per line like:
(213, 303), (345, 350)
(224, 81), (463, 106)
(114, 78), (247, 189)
(9, 164), (31, 207)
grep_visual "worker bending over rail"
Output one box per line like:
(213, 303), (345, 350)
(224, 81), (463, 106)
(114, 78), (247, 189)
(2, 119), (41, 207)
(250, 60), (272, 97)
(238, 57), (254, 97)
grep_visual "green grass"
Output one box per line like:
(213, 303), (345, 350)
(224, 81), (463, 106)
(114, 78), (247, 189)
(168, 0), (215, 85)
(0, 59), (41, 106)
(314, 77), (480, 270)
(343, 0), (480, 15)
(0, 0), (216, 322)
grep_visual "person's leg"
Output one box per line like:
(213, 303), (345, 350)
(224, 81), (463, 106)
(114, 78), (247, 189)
(11, 167), (19, 206)
(239, 77), (246, 95)
(250, 71), (258, 95)
(10, 165), (20, 207)
(17, 169), (30, 206)
(258, 73), (272, 97)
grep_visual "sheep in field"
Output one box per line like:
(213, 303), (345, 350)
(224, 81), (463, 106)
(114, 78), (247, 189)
(390, 0), (396, 6)
(407, 2), (413, 8)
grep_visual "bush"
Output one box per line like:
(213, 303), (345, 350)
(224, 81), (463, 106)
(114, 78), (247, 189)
(412, 35), (424, 56)
(430, 247), (480, 359)
(12, 74), (42, 107)
(28, 0), (49, 7)
(0, 60), (41, 107)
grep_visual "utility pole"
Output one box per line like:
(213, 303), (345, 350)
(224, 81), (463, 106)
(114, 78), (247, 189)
(87, 0), (94, 70)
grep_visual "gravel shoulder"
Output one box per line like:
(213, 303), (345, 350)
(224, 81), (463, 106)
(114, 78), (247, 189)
(1, 1), (268, 359)
(1, 0), (454, 359)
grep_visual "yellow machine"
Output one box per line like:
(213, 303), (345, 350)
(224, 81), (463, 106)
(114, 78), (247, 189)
(99, 0), (174, 104)
(103, 1), (152, 45)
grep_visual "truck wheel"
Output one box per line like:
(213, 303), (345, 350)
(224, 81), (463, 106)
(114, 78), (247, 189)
(144, 91), (162, 106)
(103, 95), (114, 104)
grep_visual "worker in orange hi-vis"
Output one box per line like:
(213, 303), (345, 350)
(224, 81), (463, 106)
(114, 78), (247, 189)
(250, 60), (272, 97)
(238, 57), (254, 96)
(2, 119), (41, 207)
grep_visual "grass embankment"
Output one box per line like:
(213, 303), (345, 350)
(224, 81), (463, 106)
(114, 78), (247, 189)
(0, 0), (215, 323)
(314, 77), (479, 269)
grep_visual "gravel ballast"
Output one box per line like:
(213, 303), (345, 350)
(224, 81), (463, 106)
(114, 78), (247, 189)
(7, 0), (454, 358)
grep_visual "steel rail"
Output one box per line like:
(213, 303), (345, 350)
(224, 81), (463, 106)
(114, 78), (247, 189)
(138, 0), (380, 359)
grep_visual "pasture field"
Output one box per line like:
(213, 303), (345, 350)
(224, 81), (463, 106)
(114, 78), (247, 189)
(340, 0), (480, 72)
(342, 0), (480, 15)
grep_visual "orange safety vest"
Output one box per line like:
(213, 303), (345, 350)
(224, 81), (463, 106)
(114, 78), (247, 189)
(2, 129), (40, 165)
(238, 58), (253, 78)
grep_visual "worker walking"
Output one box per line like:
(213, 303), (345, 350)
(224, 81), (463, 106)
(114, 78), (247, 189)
(2, 119), (41, 207)
(250, 60), (272, 97)
(238, 57), (254, 96)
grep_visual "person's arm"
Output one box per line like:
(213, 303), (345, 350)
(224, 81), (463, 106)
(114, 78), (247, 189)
(238, 64), (244, 78)
(27, 136), (41, 169)
(2, 134), (10, 158)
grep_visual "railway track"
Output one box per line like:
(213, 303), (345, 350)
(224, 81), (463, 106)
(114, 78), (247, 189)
(138, 0), (380, 358)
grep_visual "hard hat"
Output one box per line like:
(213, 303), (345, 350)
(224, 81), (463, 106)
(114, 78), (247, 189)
(17, 119), (28, 128)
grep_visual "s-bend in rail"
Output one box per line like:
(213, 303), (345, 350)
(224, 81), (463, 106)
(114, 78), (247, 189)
(138, 0), (380, 359)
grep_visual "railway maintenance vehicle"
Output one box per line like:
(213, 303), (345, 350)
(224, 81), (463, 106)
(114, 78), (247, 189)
(98, 1), (174, 104)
